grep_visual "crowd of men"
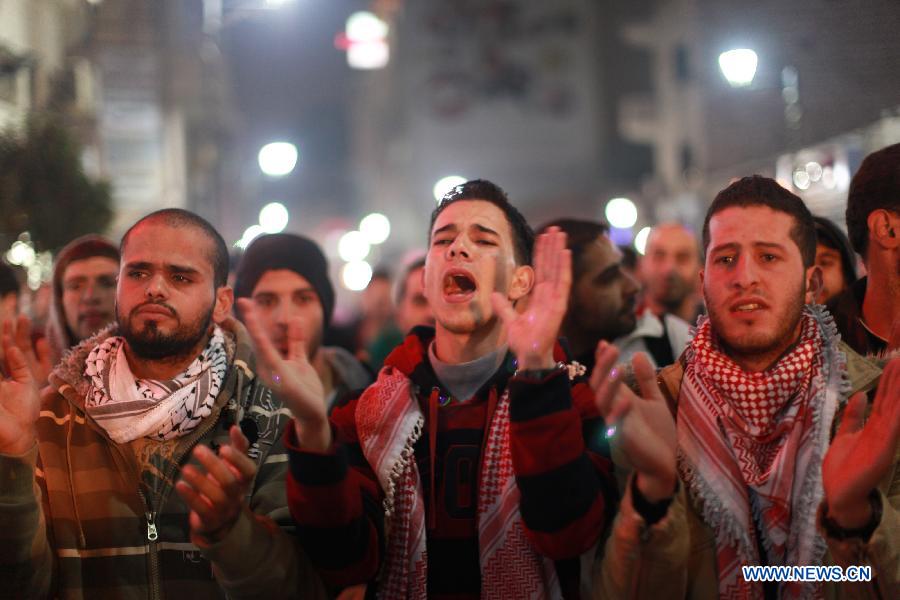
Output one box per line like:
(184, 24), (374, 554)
(0, 142), (897, 599)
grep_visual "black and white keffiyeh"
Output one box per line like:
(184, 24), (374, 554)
(84, 327), (228, 443)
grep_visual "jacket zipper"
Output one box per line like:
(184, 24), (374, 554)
(137, 487), (161, 600)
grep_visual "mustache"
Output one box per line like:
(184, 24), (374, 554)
(130, 301), (177, 318)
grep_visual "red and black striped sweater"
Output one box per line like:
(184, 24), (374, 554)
(284, 327), (616, 599)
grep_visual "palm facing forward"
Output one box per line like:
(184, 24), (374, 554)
(491, 226), (571, 370)
(0, 334), (40, 455)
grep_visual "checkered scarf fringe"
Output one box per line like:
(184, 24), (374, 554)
(677, 305), (847, 600)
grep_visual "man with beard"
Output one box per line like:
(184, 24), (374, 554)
(591, 176), (899, 598)
(240, 180), (622, 598)
(0, 209), (325, 598)
(45, 235), (120, 367)
(233, 233), (371, 411)
(536, 219), (641, 372)
(640, 222), (704, 324)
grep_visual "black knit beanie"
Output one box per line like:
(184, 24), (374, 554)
(234, 233), (335, 326)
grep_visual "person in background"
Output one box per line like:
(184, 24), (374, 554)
(234, 233), (371, 411)
(639, 223), (704, 325)
(367, 255), (435, 371)
(811, 216), (858, 305)
(45, 235), (120, 366)
(828, 143), (900, 356)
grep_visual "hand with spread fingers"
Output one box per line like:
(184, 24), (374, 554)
(823, 357), (900, 529)
(0, 332), (41, 456)
(2, 315), (52, 385)
(236, 299), (331, 451)
(175, 425), (257, 545)
(491, 226), (571, 371)
(590, 342), (677, 502)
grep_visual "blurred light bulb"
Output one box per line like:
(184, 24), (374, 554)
(236, 224), (265, 249)
(360, 213), (391, 244)
(605, 197), (638, 229)
(433, 175), (467, 203)
(342, 260), (373, 291)
(634, 226), (651, 255)
(259, 202), (289, 233)
(719, 49), (758, 87)
(338, 231), (371, 262)
(258, 142), (298, 177)
(346, 11), (388, 43)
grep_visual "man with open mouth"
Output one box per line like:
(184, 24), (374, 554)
(240, 179), (622, 598)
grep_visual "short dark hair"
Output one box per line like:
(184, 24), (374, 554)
(121, 208), (229, 288)
(845, 143), (900, 259)
(429, 179), (534, 265)
(813, 216), (857, 288)
(537, 219), (610, 281)
(702, 175), (816, 268)
(0, 261), (20, 298)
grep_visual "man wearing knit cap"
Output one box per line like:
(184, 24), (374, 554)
(45, 235), (120, 366)
(234, 233), (371, 410)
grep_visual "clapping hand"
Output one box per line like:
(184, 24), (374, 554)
(176, 425), (257, 545)
(823, 358), (900, 529)
(491, 227), (571, 370)
(590, 342), (677, 502)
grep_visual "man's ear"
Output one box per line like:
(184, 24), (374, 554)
(699, 268), (705, 287)
(213, 286), (234, 324)
(867, 209), (900, 250)
(508, 265), (534, 302)
(805, 265), (823, 304)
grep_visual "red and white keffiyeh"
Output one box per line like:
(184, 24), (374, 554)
(677, 307), (845, 600)
(354, 366), (561, 600)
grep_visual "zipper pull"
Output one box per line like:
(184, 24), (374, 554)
(146, 512), (158, 541)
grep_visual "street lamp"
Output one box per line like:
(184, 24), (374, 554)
(605, 197), (638, 229)
(718, 49), (758, 88)
(259, 202), (289, 233)
(257, 142), (298, 177)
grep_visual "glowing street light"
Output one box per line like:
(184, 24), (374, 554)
(236, 224), (265, 249)
(359, 212), (391, 244)
(605, 197), (638, 229)
(257, 142), (298, 177)
(634, 226), (651, 255)
(338, 231), (371, 262)
(339, 11), (390, 70)
(719, 49), (758, 88)
(342, 260), (373, 291)
(433, 175), (467, 203)
(259, 202), (289, 234)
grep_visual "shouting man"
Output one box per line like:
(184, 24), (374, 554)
(240, 180), (619, 598)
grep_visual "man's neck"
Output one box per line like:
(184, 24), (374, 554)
(861, 263), (899, 342)
(722, 321), (804, 373)
(561, 320), (602, 363)
(433, 321), (506, 365)
(123, 338), (208, 380)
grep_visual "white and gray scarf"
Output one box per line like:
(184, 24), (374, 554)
(84, 327), (228, 443)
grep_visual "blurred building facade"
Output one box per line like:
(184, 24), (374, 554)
(621, 0), (900, 231)
(1, 0), (237, 240)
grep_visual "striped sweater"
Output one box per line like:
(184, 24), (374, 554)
(0, 319), (326, 599)
(286, 327), (616, 599)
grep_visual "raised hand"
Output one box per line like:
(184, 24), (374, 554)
(0, 333), (41, 455)
(235, 299), (331, 451)
(2, 315), (52, 385)
(590, 342), (677, 502)
(823, 358), (900, 529)
(175, 425), (257, 545)
(491, 226), (571, 370)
